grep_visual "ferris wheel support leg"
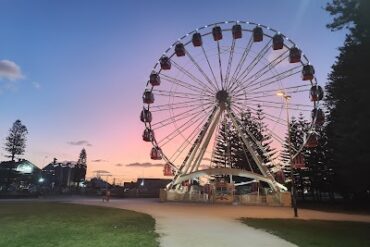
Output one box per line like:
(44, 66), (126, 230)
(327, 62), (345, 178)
(170, 107), (218, 188)
(190, 108), (222, 173)
(227, 109), (280, 192)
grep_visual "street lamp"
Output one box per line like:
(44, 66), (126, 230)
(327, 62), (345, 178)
(277, 91), (298, 217)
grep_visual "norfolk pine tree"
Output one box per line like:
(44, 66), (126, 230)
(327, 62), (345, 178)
(4, 120), (28, 161)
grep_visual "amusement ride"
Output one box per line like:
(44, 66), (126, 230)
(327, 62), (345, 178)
(140, 21), (324, 205)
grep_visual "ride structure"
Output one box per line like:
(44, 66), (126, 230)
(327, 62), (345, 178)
(140, 21), (324, 205)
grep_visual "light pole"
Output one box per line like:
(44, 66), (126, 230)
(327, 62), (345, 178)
(277, 91), (298, 217)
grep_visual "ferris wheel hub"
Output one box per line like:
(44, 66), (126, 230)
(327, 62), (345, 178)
(216, 90), (230, 109)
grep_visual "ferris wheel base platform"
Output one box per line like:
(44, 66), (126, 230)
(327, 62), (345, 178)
(160, 189), (292, 207)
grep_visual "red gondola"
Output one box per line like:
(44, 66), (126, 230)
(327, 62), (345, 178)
(232, 24), (242, 39)
(175, 43), (186, 57)
(142, 128), (154, 142)
(212, 26), (222, 41)
(192, 32), (202, 47)
(143, 89), (154, 104)
(253, 26), (263, 42)
(150, 72), (160, 86)
(160, 56), (171, 70)
(289, 47), (301, 63)
(306, 134), (318, 148)
(163, 163), (173, 176)
(302, 65), (315, 81)
(150, 147), (162, 160)
(140, 109), (152, 123)
(312, 108), (325, 126)
(292, 153), (305, 169)
(310, 85), (324, 101)
(272, 34), (284, 50)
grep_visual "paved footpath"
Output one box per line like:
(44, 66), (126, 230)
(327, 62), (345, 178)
(65, 198), (370, 247)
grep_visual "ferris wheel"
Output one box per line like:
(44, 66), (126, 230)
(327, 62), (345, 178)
(140, 21), (324, 192)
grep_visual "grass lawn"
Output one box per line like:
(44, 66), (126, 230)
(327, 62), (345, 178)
(241, 218), (370, 247)
(0, 202), (159, 247)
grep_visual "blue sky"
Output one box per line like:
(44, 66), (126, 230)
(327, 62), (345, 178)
(0, 0), (346, 182)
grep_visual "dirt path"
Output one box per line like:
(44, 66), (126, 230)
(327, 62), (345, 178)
(67, 198), (369, 247)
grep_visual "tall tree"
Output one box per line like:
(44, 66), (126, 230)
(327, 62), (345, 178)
(325, 0), (370, 199)
(4, 120), (28, 161)
(74, 148), (87, 186)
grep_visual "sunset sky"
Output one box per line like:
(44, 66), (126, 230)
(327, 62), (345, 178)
(0, 0), (346, 183)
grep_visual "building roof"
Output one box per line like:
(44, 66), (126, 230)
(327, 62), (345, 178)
(0, 159), (41, 174)
(42, 161), (79, 170)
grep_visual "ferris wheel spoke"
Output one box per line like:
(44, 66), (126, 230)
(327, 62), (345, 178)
(185, 50), (218, 91)
(172, 60), (214, 94)
(245, 98), (313, 109)
(151, 104), (211, 129)
(201, 46), (219, 90)
(158, 109), (208, 147)
(209, 113), (223, 167)
(230, 39), (272, 92)
(161, 74), (211, 94)
(243, 50), (290, 85)
(169, 111), (211, 162)
(224, 39), (236, 89)
(247, 83), (310, 95)
(268, 129), (300, 154)
(232, 102), (287, 129)
(216, 41), (225, 89)
(238, 65), (301, 93)
(154, 92), (213, 101)
(150, 100), (211, 113)
(228, 36), (254, 91)
(153, 88), (213, 98)
(246, 102), (312, 112)
(150, 98), (211, 112)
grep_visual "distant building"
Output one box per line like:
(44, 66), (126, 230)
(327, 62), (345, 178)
(0, 159), (41, 193)
(42, 158), (86, 190)
(123, 178), (172, 197)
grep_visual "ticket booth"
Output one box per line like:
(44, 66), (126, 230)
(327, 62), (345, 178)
(212, 181), (235, 203)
